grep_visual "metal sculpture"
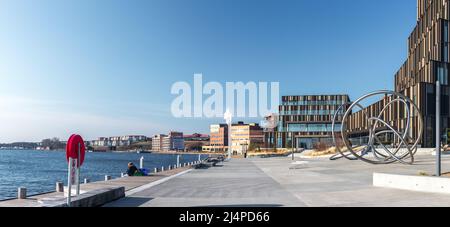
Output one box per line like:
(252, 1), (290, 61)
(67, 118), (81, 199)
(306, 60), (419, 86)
(330, 90), (423, 165)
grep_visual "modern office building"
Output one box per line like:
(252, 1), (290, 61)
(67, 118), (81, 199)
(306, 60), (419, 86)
(230, 122), (264, 155)
(202, 124), (229, 153)
(265, 95), (350, 149)
(152, 134), (166, 152)
(347, 0), (450, 147)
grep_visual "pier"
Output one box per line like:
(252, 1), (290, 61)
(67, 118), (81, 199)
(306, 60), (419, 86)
(0, 164), (197, 207)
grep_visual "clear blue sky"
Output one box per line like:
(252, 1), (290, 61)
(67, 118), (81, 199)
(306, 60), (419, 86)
(0, 0), (416, 142)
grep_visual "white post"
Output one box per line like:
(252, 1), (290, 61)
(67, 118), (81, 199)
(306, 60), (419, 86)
(177, 155), (180, 168)
(161, 166), (164, 172)
(224, 109), (233, 160)
(140, 156), (144, 169)
(105, 175), (111, 181)
(154, 168), (158, 173)
(84, 178), (90, 184)
(76, 143), (81, 196)
(67, 157), (73, 207)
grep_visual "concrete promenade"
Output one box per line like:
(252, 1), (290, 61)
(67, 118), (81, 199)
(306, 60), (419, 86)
(106, 154), (450, 207)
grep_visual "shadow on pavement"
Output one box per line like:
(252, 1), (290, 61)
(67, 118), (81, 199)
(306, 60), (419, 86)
(199, 204), (284, 207)
(107, 197), (153, 207)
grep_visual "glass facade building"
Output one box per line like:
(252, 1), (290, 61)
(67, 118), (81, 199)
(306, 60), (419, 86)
(265, 95), (350, 149)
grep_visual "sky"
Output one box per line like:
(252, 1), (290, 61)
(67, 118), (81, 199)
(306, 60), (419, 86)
(0, 0), (417, 142)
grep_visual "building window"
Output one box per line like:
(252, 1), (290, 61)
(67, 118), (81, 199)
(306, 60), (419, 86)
(437, 64), (449, 85)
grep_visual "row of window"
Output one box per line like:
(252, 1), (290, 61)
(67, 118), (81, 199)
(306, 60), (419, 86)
(281, 100), (347, 106)
(282, 123), (342, 133)
(279, 110), (345, 116)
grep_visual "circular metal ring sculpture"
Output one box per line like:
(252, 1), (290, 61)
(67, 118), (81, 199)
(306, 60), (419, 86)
(330, 90), (423, 165)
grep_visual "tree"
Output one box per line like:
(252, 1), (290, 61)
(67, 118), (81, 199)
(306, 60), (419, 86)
(41, 138), (65, 150)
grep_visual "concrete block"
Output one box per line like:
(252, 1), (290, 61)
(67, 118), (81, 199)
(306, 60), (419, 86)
(42, 187), (125, 207)
(374, 173), (450, 194)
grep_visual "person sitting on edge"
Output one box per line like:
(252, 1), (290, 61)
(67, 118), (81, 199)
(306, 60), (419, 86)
(127, 162), (139, 176)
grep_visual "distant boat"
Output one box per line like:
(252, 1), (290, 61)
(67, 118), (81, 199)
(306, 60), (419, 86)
(137, 150), (152, 154)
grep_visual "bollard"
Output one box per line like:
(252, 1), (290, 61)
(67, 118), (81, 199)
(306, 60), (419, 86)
(56, 182), (64, 193)
(105, 175), (111, 181)
(18, 187), (27, 200)
(121, 172), (126, 178)
(168, 165), (172, 170)
(140, 156), (144, 169)
(84, 178), (90, 184)
(161, 166), (165, 172)
(154, 168), (158, 173)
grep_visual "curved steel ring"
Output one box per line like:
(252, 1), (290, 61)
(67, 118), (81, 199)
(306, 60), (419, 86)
(330, 90), (423, 165)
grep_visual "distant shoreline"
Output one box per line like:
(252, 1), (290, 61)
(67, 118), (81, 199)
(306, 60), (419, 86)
(0, 148), (221, 156)
(150, 151), (223, 155)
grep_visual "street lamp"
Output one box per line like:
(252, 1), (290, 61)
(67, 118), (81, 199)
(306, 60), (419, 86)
(224, 109), (233, 160)
(436, 81), (442, 177)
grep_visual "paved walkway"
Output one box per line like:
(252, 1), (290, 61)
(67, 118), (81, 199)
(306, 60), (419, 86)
(106, 154), (450, 207)
(253, 155), (450, 207)
(105, 160), (304, 207)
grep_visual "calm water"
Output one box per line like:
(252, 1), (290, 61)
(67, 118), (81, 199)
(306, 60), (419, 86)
(0, 150), (206, 201)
